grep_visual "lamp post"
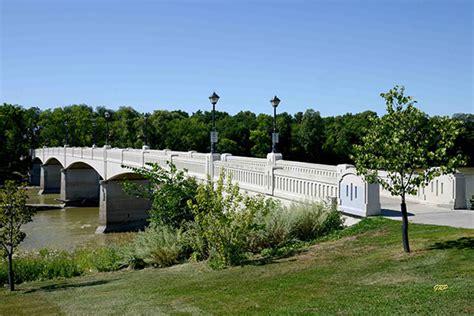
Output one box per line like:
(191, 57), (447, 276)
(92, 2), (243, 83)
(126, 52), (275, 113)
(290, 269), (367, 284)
(64, 121), (69, 146)
(104, 111), (110, 146)
(31, 125), (42, 156)
(270, 95), (281, 153)
(144, 112), (149, 147)
(209, 92), (220, 153)
(92, 120), (97, 147)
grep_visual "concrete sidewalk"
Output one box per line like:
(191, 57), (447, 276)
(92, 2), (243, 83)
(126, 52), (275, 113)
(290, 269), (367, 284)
(380, 196), (474, 229)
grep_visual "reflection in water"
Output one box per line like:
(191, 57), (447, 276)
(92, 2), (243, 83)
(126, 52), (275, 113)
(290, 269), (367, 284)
(23, 189), (134, 251)
(26, 187), (61, 205)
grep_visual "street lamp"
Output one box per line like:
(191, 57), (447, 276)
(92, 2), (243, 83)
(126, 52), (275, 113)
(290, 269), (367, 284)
(270, 95), (281, 153)
(92, 119), (97, 147)
(209, 92), (220, 153)
(64, 121), (69, 146)
(104, 111), (110, 146)
(143, 112), (149, 147)
(31, 125), (42, 156)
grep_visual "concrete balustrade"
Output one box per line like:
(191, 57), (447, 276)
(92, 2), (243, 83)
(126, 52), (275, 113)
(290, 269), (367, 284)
(379, 170), (473, 209)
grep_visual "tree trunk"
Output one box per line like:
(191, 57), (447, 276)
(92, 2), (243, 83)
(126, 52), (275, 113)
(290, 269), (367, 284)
(400, 196), (411, 253)
(7, 251), (14, 291)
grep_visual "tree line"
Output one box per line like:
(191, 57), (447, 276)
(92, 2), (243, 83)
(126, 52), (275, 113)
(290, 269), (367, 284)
(1, 102), (472, 181)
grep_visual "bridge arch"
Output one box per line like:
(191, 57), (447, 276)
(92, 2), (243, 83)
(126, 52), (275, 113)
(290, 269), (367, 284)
(97, 171), (151, 233)
(44, 157), (63, 167)
(38, 157), (63, 194)
(60, 161), (103, 206)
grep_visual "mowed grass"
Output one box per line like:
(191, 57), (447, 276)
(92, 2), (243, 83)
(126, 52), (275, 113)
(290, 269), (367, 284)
(1, 218), (473, 315)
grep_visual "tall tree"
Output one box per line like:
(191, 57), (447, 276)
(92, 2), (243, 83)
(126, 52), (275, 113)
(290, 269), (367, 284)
(353, 86), (465, 253)
(0, 181), (36, 290)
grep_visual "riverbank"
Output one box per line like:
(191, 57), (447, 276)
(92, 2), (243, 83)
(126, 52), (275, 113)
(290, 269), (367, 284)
(2, 218), (473, 314)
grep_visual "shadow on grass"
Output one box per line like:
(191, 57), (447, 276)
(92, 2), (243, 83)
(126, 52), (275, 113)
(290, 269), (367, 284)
(24, 279), (117, 294)
(381, 209), (414, 217)
(428, 237), (474, 250)
(241, 248), (307, 266)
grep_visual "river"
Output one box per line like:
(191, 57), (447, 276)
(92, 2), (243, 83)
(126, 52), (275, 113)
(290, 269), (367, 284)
(22, 188), (134, 251)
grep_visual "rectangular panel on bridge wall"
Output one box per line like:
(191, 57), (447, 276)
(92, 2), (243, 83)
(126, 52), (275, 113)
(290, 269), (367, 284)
(338, 167), (380, 217)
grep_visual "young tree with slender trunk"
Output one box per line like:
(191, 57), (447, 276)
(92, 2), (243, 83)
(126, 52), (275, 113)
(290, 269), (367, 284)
(0, 181), (36, 290)
(353, 86), (464, 253)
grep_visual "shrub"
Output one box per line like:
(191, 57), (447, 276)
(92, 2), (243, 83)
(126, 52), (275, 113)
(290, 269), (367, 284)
(0, 249), (82, 285)
(75, 247), (122, 272)
(121, 224), (185, 268)
(182, 221), (207, 262)
(122, 161), (198, 228)
(257, 206), (293, 249)
(287, 202), (345, 241)
(117, 244), (146, 270)
(188, 172), (279, 268)
(0, 246), (124, 286)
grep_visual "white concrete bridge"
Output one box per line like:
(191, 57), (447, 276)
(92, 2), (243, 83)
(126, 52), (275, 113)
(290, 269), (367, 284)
(31, 146), (471, 233)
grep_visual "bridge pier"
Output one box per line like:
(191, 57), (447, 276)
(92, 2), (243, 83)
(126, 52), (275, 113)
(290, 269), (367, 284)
(60, 168), (100, 206)
(29, 160), (42, 186)
(39, 164), (61, 194)
(96, 179), (151, 233)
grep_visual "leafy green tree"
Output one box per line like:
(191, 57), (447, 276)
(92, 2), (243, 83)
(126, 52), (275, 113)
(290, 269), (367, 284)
(353, 86), (465, 253)
(111, 107), (141, 148)
(0, 104), (38, 181)
(122, 162), (198, 228)
(292, 109), (325, 162)
(323, 111), (377, 164)
(249, 114), (272, 157)
(0, 181), (36, 290)
(453, 113), (474, 166)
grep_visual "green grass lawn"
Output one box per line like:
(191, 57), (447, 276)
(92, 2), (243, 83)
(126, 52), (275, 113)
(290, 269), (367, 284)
(1, 218), (473, 315)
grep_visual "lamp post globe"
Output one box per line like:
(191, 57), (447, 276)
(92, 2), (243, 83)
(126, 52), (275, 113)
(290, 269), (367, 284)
(209, 92), (220, 153)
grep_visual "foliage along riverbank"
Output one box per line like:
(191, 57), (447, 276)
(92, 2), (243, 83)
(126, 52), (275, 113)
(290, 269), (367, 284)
(1, 218), (473, 314)
(0, 199), (343, 285)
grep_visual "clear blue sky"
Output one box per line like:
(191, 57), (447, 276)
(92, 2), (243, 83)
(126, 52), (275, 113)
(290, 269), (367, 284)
(1, 0), (472, 117)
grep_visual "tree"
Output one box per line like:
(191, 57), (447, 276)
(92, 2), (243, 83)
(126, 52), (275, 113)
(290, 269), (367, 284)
(0, 181), (36, 290)
(353, 86), (464, 253)
(292, 109), (325, 162)
(122, 162), (198, 228)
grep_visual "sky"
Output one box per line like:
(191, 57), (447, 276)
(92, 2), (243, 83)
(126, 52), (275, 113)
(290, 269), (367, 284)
(0, 0), (472, 117)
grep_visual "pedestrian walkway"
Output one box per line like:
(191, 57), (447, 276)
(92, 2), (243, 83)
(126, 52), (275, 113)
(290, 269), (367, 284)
(380, 196), (474, 229)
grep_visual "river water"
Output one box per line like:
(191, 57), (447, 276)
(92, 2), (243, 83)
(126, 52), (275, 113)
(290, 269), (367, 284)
(22, 188), (133, 251)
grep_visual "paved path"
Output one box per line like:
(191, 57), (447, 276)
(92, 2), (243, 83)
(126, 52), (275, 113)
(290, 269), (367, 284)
(380, 196), (474, 229)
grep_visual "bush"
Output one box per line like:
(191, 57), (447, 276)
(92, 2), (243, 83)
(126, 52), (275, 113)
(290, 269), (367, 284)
(255, 206), (292, 249)
(75, 247), (122, 272)
(122, 161), (198, 228)
(120, 224), (185, 269)
(0, 247), (124, 286)
(287, 202), (345, 241)
(187, 172), (279, 268)
(0, 249), (82, 285)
